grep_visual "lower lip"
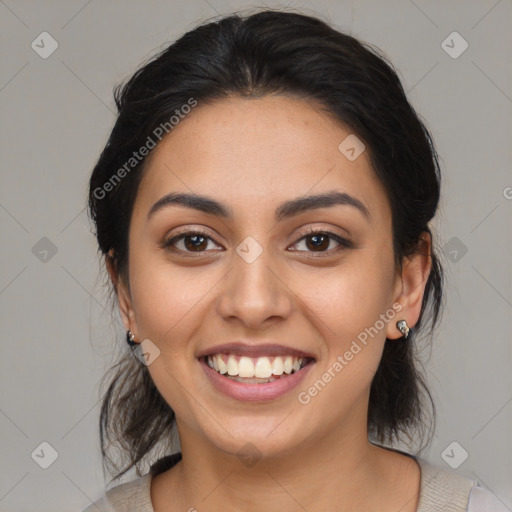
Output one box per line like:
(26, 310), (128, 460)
(199, 358), (315, 402)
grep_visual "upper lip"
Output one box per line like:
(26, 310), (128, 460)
(197, 342), (316, 360)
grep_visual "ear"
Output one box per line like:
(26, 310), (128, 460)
(106, 249), (139, 339)
(386, 231), (432, 340)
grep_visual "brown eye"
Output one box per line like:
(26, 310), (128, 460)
(161, 228), (352, 256)
(182, 234), (209, 251)
(305, 233), (330, 251)
(291, 230), (352, 254)
(162, 230), (222, 254)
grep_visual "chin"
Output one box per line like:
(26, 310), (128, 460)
(194, 411), (313, 462)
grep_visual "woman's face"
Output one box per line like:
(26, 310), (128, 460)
(117, 94), (417, 459)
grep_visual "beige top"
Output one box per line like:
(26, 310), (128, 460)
(83, 453), (506, 511)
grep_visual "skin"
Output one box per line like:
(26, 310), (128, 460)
(108, 94), (432, 511)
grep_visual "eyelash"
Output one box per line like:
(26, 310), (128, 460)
(161, 227), (352, 257)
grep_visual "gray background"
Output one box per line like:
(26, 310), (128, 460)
(1, 0), (511, 510)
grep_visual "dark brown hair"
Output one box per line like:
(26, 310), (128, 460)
(88, 8), (443, 483)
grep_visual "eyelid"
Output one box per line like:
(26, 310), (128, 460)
(294, 225), (350, 242)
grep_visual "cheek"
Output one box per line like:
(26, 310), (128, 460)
(128, 256), (219, 350)
(295, 252), (394, 391)
(293, 267), (391, 420)
(127, 261), (217, 419)
(297, 257), (393, 339)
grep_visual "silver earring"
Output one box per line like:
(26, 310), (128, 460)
(396, 320), (410, 339)
(126, 329), (137, 347)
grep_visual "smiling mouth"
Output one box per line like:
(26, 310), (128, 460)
(201, 353), (314, 384)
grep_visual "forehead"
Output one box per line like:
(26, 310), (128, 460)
(133, 95), (390, 227)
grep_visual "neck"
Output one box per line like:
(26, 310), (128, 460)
(155, 416), (418, 511)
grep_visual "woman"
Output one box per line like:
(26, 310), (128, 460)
(84, 9), (505, 512)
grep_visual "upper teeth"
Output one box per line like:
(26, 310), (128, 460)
(206, 354), (305, 378)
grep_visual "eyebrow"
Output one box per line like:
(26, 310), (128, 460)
(147, 190), (371, 223)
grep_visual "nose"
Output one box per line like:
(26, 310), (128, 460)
(216, 243), (293, 329)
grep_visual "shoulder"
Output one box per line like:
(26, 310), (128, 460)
(81, 453), (182, 512)
(467, 485), (511, 512)
(81, 473), (153, 512)
(415, 457), (506, 512)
